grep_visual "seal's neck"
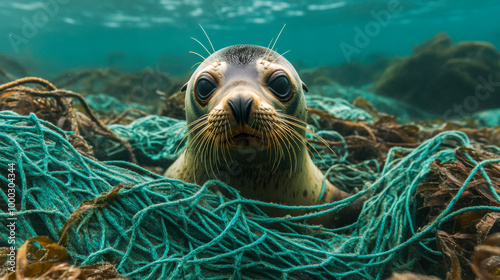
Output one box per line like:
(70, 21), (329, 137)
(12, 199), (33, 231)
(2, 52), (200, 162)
(180, 148), (327, 205)
(187, 145), (310, 179)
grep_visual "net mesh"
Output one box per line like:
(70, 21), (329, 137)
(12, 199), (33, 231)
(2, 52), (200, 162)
(2, 109), (498, 279)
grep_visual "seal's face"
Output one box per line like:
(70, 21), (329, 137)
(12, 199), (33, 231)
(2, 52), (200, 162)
(183, 45), (309, 172)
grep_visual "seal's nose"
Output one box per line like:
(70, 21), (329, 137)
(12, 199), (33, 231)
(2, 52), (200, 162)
(227, 95), (253, 125)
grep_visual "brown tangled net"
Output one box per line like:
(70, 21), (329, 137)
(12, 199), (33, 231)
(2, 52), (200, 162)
(1, 33), (500, 279)
(0, 77), (137, 163)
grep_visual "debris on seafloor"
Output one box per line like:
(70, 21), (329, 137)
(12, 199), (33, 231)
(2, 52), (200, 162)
(417, 148), (500, 280)
(375, 33), (500, 114)
(83, 93), (150, 124)
(0, 236), (128, 280)
(299, 55), (390, 87)
(0, 77), (137, 163)
(0, 69), (499, 279)
(0, 186), (130, 279)
(158, 89), (186, 120)
(386, 272), (441, 280)
(302, 98), (499, 280)
(471, 233), (500, 280)
(0, 54), (30, 84)
(51, 67), (187, 106)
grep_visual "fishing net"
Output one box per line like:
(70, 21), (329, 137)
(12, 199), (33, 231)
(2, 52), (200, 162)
(1, 104), (499, 279)
(312, 84), (437, 121)
(85, 93), (153, 114)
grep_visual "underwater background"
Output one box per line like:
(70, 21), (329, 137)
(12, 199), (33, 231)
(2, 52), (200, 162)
(1, 1), (500, 280)
(1, 0), (499, 76)
(1, 0), (500, 119)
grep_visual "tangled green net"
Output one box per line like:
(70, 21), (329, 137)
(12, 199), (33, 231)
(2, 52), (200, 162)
(1, 111), (499, 279)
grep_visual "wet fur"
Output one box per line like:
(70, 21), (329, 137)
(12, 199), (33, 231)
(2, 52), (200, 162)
(165, 44), (363, 227)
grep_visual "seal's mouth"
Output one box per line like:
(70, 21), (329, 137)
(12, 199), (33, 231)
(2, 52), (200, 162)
(223, 128), (266, 146)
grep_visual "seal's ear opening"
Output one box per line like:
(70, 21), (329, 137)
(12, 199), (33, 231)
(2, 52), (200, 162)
(180, 83), (188, 92)
(302, 82), (309, 93)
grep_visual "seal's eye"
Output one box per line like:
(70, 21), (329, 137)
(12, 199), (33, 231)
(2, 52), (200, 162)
(195, 75), (217, 100)
(268, 72), (292, 100)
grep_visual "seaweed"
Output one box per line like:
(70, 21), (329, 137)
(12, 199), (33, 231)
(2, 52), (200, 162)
(0, 65), (498, 279)
(307, 107), (422, 168)
(0, 77), (137, 163)
(0, 54), (29, 82)
(375, 33), (500, 114)
(471, 233), (500, 280)
(51, 67), (185, 109)
(417, 147), (500, 279)
(387, 272), (441, 280)
(0, 237), (128, 280)
(299, 55), (390, 87)
(158, 89), (186, 120)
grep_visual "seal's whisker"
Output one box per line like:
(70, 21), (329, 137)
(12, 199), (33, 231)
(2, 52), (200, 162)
(280, 120), (323, 165)
(200, 131), (209, 174)
(280, 121), (302, 152)
(175, 116), (209, 153)
(277, 123), (301, 174)
(278, 114), (335, 155)
(191, 126), (212, 184)
(221, 123), (231, 171)
(189, 51), (206, 61)
(185, 120), (210, 141)
(283, 127), (300, 175)
(265, 24), (286, 61)
(271, 24), (286, 51)
(280, 122), (311, 157)
(193, 134), (205, 169)
(270, 125), (283, 173)
(270, 131), (281, 174)
(227, 122), (235, 147)
(199, 24), (221, 64)
(190, 125), (211, 154)
(262, 37), (274, 63)
(279, 127), (295, 177)
(269, 127), (282, 173)
(255, 120), (270, 158)
(276, 112), (309, 125)
(265, 122), (284, 174)
(273, 133), (283, 174)
(208, 132), (218, 179)
(191, 62), (203, 69)
(213, 128), (221, 170)
(199, 130), (213, 178)
(210, 133), (220, 178)
(197, 136), (208, 178)
(260, 120), (277, 170)
(223, 121), (233, 162)
(175, 114), (208, 136)
(206, 129), (214, 175)
(163, 44), (356, 228)
(191, 37), (214, 59)
(271, 50), (291, 63)
(214, 122), (224, 170)
(192, 131), (207, 183)
(269, 121), (294, 175)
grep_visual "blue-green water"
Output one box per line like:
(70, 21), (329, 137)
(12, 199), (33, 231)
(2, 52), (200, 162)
(1, 0), (500, 76)
(1, 2), (500, 279)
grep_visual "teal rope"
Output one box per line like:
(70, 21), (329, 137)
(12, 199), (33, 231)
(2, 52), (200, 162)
(1, 111), (499, 280)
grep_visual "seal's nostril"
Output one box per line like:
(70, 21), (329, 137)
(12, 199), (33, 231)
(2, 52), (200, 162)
(227, 96), (253, 124)
(227, 99), (239, 123)
(242, 98), (253, 123)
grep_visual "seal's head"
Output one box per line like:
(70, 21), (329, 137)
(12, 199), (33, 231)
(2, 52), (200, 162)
(167, 44), (365, 227)
(183, 44), (311, 173)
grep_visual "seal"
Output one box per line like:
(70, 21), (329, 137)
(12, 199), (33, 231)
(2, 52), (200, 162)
(165, 44), (363, 227)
